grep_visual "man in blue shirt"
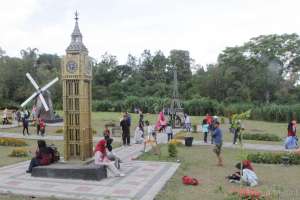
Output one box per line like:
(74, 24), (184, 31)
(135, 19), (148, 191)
(213, 121), (223, 166)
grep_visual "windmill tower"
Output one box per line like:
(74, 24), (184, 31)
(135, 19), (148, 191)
(62, 12), (93, 161)
(170, 65), (184, 128)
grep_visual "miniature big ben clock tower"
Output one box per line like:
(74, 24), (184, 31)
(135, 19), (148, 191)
(62, 12), (93, 161)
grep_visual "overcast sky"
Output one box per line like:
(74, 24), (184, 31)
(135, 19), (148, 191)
(1, 0), (300, 65)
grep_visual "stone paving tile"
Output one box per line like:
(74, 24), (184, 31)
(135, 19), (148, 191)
(0, 142), (179, 200)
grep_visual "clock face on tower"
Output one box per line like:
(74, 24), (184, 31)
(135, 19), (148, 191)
(66, 61), (78, 73)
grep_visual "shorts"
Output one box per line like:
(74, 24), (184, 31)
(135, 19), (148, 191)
(213, 143), (222, 156)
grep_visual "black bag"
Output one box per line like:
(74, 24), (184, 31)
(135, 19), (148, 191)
(48, 144), (60, 163)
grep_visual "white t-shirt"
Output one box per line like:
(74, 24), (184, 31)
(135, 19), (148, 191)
(165, 126), (173, 134)
(185, 116), (191, 124)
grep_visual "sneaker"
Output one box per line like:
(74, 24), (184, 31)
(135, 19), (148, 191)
(26, 170), (31, 173)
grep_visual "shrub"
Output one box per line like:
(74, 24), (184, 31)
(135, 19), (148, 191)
(55, 128), (63, 133)
(247, 152), (300, 165)
(242, 133), (282, 141)
(10, 148), (29, 157)
(169, 139), (183, 146)
(168, 143), (178, 157)
(174, 131), (188, 140)
(0, 138), (27, 146)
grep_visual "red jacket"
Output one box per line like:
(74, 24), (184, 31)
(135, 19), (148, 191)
(288, 123), (296, 137)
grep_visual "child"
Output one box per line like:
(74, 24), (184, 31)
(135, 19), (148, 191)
(103, 125), (113, 152)
(165, 123), (173, 142)
(202, 119), (209, 143)
(39, 118), (46, 136)
(134, 124), (144, 144)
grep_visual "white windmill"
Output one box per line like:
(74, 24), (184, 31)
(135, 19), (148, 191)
(21, 73), (59, 112)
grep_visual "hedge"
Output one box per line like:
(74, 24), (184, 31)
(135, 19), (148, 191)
(10, 148), (29, 157)
(0, 138), (27, 147)
(242, 133), (282, 141)
(247, 152), (300, 165)
(4, 95), (300, 123)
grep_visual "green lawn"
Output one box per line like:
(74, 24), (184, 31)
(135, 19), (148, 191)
(139, 145), (300, 200)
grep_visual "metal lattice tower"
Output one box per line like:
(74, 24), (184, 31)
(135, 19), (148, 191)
(170, 65), (182, 114)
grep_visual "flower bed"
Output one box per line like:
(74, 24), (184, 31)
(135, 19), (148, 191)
(247, 152), (300, 165)
(0, 137), (27, 146)
(242, 133), (281, 141)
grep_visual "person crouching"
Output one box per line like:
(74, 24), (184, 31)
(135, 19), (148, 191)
(94, 139), (125, 177)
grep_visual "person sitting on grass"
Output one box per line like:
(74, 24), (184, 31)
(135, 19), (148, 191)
(94, 139), (125, 177)
(26, 140), (53, 173)
(226, 160), (258, 187)
(165, 123), (173, 142)
(212, 121), (223, 166)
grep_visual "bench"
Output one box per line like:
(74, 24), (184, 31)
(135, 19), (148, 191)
(31, 162), (107, 181)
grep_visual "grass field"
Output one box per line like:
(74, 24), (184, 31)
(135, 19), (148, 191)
(1, 112), (288, 145)
(139, 145), (300, 200)
(0, 112), (292, 200)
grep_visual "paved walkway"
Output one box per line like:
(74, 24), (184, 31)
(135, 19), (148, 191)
(0, 143), (179, 200)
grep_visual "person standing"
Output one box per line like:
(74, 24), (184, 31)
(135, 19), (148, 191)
(165, 123), (173, 141)
(202, 119), (209, 143)
(39, 118), (46, 136)
(2, 108), (9, 125)
(22, 115), (29, 136)
(285, 120), (298, 149)
(126, 112), (131, 139)
(36, 117), (41, 135)
(233, 120), (242, 145)
(120, 115), (130, 146)
(184, 113), (191, 132)
(212, 121), (223, 166)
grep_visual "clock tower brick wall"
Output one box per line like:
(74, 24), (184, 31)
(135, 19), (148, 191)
(62, 14), (93, 161)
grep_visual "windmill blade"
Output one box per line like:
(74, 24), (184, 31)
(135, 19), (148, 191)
(38, 94), (49, 111)
(21, 91), (39, 108)
(40, 77), (59, 92)
(26, 73), (40, 90)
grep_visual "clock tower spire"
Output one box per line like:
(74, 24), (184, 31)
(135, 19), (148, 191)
(66, 11), (88, 54)
(62, 12), (93, 161)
